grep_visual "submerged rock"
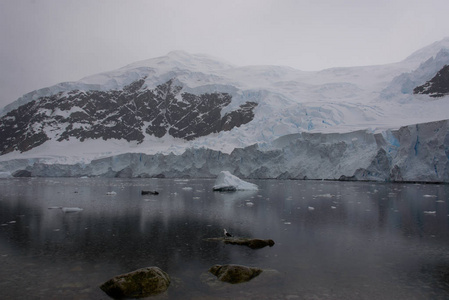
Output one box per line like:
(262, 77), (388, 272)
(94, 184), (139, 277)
(206, 237), (275, 249)
(100, 266), (170, 298)
(224, 238), (275, 249)
(201, 267), (284, 292)
(209, 264), (263, 284)
(212, 186), (237, 192)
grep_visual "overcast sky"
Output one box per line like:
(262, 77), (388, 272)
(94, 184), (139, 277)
(1, 0), (449, 109)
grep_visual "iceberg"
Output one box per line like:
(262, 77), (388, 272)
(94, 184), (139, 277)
(61, 207), (84, 213)
(212, 171), (258, 191)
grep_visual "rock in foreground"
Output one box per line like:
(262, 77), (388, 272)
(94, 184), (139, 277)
(209, 264), (263, 284)
(100, 266), (170, 298)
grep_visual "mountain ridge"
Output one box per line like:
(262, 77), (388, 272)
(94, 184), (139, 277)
(0, 38), (449, 170)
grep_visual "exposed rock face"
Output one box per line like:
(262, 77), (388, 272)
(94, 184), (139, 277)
(99, 266), (170, 298)
(0, 78), (257, 155)
(414, 65), (449, 97)
(209, 264), (263, 284)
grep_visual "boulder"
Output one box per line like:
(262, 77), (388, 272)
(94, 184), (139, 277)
(100, 266), (170, 298)
(209, 264), (262, 284)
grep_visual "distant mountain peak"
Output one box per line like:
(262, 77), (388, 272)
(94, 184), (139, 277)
(121, 50), (235, 74)
(403, 37), (449, 66)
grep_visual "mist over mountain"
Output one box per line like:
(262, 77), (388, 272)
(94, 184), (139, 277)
(1, 38), (449, 182)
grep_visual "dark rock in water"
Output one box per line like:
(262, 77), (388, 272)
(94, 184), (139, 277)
(209, 264), (263, 284)
(206, 237), (275, 249)
(100, 266), (170, 298)
(224, 238), (275, 249)
(141, 190), (159, 195)
(338, 175), (355, 181)
(212, 186), (237, 192)
(12, 170), (32, 177)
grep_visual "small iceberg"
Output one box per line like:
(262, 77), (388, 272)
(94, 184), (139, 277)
(423, 210), (436, 215)
(0, 172), (12, 178)
(212, 171), (258, 192)
(48, 206), (63, 209)
(61, 207), (84, 213)
(106, 191), (117, 195)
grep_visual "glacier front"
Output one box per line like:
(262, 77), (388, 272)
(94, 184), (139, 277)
(1, 119), (448, 183)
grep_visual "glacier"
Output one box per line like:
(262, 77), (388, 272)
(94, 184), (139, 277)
(1, 39), (449, 182)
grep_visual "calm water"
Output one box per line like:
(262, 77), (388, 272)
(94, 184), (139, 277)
(1, 178), (449, 299)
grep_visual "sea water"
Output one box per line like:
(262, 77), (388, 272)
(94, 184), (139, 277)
(0, 178), (449, 299)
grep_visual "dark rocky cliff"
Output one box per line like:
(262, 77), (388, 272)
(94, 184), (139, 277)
(0, 78), (257, 155)
(414, 65), (449, 97)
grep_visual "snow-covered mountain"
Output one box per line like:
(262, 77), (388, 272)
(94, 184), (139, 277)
(1, 38), (449, 182)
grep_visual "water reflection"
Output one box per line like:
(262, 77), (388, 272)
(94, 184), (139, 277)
(0, 178), (449, 299)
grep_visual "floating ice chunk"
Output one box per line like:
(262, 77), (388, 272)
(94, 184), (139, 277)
(106, 191), (117, 195)
(308, 206), (315, 211)
(182, 187), (193, 190)
(245, 202), (254, 207)
(423, 210), (436, 215)
(61, 207), (84, 213)
(212, 171), (258, 191)
(331, 206), (337, 209)
(316, 193), (334, 198)
(0, 172), (12, 178)
(423, 195), (437, 198)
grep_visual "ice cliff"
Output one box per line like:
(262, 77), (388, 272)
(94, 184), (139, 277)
(1, 119), (448, 183)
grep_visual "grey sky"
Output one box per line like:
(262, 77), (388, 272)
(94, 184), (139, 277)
(1, 0), (449, 109)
